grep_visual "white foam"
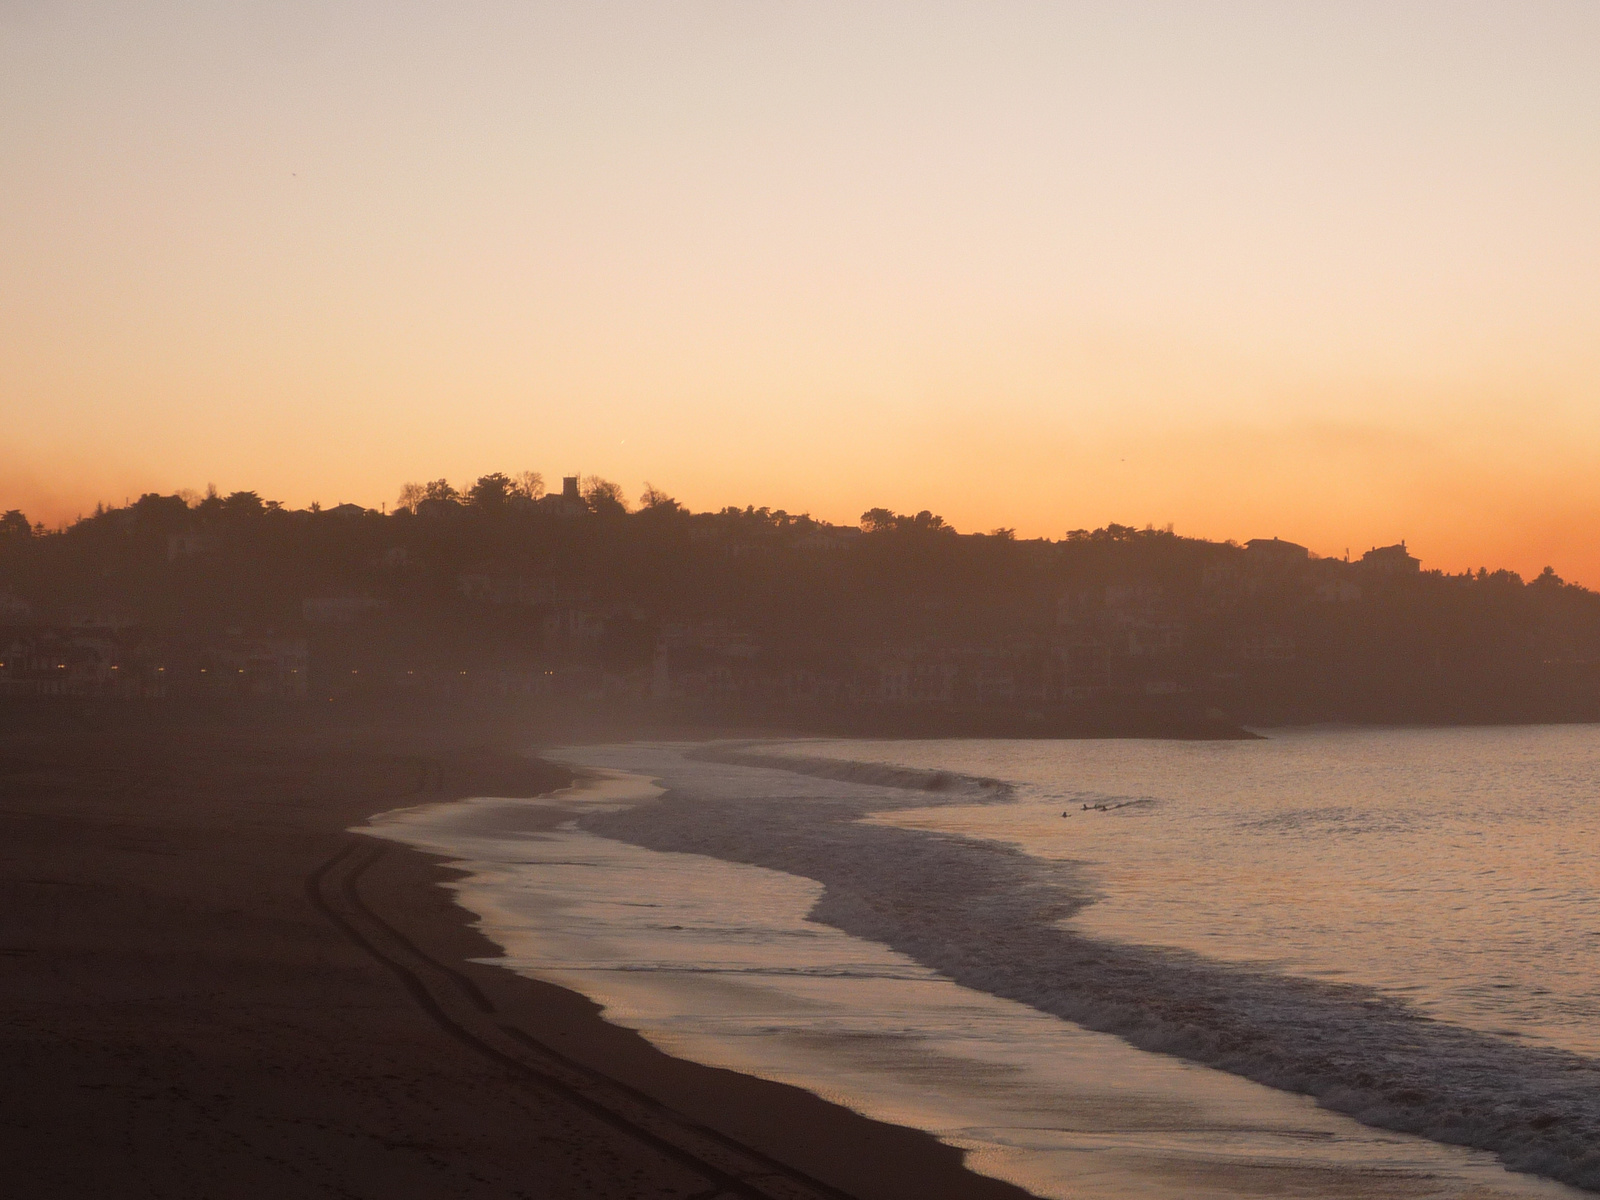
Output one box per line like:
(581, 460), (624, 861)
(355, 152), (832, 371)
(361, 743), (1589, 1199)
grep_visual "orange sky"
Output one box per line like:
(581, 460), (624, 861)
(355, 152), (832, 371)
(4, 3), (1598, 582)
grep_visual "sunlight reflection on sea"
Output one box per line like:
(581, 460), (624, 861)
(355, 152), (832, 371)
(363, 737), (1595, 1200)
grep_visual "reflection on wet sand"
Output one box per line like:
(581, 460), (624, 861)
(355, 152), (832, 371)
(366, 756), (1584, 1200)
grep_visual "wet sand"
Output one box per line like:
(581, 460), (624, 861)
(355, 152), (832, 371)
(0, 700), (1031, 1199)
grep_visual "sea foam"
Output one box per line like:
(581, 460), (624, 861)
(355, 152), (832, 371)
(579, 742), (1600, 1193)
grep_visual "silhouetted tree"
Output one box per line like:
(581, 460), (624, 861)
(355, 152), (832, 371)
(582, 476), (628, 516)
(639, 483), (678, 511)
(513, 471), (545, 500)
(222, 491), (264, 518)
(467, 473), (514, 510)
(0, 509), (30, 542)
(861, 508), (950, 534)
(422, 479), (458, 502)
(130, 493), (189, 528)
(1532, 566), (1565, 589)
(396, 482), (425, 512)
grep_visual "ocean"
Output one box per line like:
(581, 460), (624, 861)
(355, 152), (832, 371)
(364, 726), (1600, 1198)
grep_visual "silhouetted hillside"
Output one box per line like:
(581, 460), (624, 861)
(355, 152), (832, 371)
(3, 476), (1597, 728)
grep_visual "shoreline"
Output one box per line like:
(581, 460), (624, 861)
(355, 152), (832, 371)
(524, 739), (1600, 1200)
(347, 771), (1037, 1200)
(0, 701), (1032, 1199)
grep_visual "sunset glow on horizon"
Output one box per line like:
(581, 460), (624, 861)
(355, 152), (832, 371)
(4, 3), (1598, 581)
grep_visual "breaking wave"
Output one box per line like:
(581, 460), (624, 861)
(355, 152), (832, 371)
(585, 747), (1600, 1193)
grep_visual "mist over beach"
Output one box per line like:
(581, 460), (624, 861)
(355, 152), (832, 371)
(5, 3), (1600, 1198)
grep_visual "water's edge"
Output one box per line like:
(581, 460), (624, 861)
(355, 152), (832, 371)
(577, 743), (1600, 1193)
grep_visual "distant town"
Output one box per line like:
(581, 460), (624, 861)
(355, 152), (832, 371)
(3, 473), (1597, 729)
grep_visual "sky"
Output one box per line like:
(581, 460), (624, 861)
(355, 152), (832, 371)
(3, 2), (1598, 580)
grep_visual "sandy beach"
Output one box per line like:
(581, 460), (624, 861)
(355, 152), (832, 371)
(0, 700), (1031, 1200)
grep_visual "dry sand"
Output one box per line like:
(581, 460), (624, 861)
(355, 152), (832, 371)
(0, 700), (1033, 1199)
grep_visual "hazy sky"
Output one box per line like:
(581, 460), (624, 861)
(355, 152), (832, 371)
(4, 2), (1598, 579)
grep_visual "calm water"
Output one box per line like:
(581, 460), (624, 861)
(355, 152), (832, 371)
(814, 726), (1600, 1056)
(363, 727), (1600, 1198)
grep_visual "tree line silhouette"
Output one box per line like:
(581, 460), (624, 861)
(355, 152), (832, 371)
(2, 473), (1598, 726)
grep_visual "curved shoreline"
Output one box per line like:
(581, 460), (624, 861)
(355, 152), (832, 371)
(370, 744), (1591, 1200)
(565, 740), (1600, 1197)
(351, 766), (1037, 1200)
(0, 703), (1033, 1200)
